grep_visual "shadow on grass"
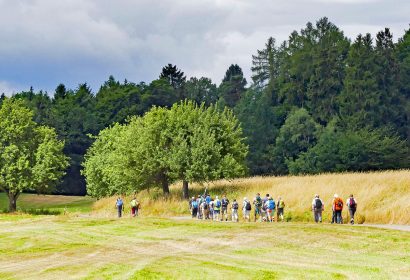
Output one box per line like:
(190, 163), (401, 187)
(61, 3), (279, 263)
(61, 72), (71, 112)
(0, 208), (62, 215)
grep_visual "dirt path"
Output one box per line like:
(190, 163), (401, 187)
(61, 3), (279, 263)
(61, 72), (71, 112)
(171, 216), (410, 232)
(362, 224), (410, 232)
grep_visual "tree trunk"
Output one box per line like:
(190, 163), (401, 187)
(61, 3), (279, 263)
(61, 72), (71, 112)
(182, 180), (189, 199)
(7, 192), (19, 212)
(161, 175), (170, 195)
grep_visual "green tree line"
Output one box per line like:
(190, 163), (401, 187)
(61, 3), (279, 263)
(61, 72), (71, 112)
(2, 17), (409, 195)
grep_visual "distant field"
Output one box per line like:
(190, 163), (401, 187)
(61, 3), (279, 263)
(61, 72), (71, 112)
(0, 215), (409, 280)
(0, 193), (95, 214)
(95, 170), (410, 224)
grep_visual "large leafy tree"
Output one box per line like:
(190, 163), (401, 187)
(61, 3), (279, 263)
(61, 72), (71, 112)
(83, 101), (248, 198)
(0, 98), (68, 212)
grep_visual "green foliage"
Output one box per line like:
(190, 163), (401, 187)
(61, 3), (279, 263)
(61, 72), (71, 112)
(289, 126), (409, 174)
(185, 77), (218, 106)
(338, 33), (381, 129)
(218, 64), (247, 108)
(0, 98), (69, 211)
(83, 101), (248, 198)
(271, 108), (321, 174)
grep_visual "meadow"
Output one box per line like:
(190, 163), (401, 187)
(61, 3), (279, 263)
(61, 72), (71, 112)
(95, 170), (410, 224)
(1, 170), (409, 280)
(0, 215), (409, 280)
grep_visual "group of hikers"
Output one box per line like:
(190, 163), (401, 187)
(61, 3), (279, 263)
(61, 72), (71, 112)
(189, 192), (358, 224)
(189, 193), (286, 223)
(115, 197), (140, 218)
(312, 193), (357, 224)
(114, 191), (358, 225)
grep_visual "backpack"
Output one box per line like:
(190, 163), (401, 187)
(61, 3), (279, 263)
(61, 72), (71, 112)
(335, 198), (343, 210)
(255, 197), (262, 207)
(245, 201), (251, 211)
(192, 201), (198, 208)
(279, 200), (285, 208)
(349, 198), (356, 209)
(203, 203), (208, 210)
(315, 198), (322, 209)
(222, 198), (229, 207)
(268, 200), (275, 210)
(216, 200), (221, 208)
(232, 202), (239, 210)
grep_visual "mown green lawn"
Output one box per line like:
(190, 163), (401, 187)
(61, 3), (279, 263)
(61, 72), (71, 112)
(0, 215), (409, 280)
(0, 193), (95, 214)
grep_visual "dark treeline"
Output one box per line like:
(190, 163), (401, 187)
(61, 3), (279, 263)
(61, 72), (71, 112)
(2, 18), (409, 195)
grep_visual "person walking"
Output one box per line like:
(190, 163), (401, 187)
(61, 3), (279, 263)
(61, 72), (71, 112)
(214, 196), (221, 221)
(231, 199), (239, 222)
(191, 197), (198, 218)
(312, 194), (324, 223)
(130, 197), (139, 217)
(243, 197), (251, 222)
(277, 196), (285, 222)
(346, 194), (357, 224)
(221, 194), (230, 221)
(253, 193), (263, 222)
(333, 194), (344, 224)
(265, 197), (276, 222)
(116, 197), (124, 218)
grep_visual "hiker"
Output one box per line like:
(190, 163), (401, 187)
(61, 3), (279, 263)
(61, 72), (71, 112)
(333, 194), (344, 224)
(115, 197), (124, 218)
(312, 194), (324, 223)
(214, 196), (221, 221)
(209, 199), (214, 220)
(196, 195), (202, 219)
(191, 197), (198, 218)
(253, 193), (263, 222)
(261, 194), (269, 222)
(130, 197), (139, 217)
(231, 199), (239, 222)
(346, 194), (357, 224)
(243, 197), (251, 222)
(277, 196), (285, 222)
(221, 194), (230, 221)
(265, 197), (276, 222)
(206, 194), (211, 205)
(201, 199), (210, 220)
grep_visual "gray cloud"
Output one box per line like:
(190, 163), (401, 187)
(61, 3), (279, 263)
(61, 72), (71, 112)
(0, 0), (408, 94)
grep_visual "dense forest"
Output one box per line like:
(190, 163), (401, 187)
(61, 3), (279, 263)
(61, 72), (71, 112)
(2, 18), (409, 195)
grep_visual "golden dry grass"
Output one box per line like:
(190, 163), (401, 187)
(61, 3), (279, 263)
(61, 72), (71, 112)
(94, 170), (410, 224)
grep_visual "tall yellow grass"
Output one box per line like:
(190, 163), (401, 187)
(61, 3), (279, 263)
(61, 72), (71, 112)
(93, 170), (410, 224)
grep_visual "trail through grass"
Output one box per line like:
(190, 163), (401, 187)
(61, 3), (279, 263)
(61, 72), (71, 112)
(0, 215), (409, 280)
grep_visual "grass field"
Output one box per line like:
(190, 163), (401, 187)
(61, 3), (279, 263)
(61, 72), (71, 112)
(0, 215), (409, 280)
(0, 193), (95, 214)
(94, 170), (410, 224)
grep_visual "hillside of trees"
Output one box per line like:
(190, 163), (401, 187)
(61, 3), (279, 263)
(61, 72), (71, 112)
(2, 18), (409, 195)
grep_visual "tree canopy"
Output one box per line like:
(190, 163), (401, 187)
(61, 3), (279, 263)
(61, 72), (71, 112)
(83, 101), (247, 198)
(0, 98), (69, 211)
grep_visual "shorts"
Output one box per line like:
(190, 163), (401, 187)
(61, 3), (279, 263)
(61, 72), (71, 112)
(244, 210), (250, 216)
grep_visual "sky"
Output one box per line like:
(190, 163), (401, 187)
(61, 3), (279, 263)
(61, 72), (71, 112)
(0, 0), (408, 95)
